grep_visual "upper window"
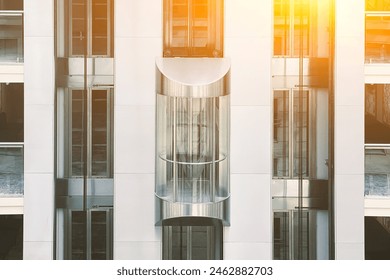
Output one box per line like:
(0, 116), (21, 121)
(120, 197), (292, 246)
(0, 0), (23, 62)
(57, 0), (113, 57)
(274, 0), (311, 57)
(163, 0), (223, 57)
(0, 83), (24, 196)
(365, 0), (390, 62)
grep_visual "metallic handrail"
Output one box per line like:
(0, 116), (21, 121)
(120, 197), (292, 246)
(159, 152), (227, 165)
(365, 144), (390, 149)
(0, 142), (23, 148)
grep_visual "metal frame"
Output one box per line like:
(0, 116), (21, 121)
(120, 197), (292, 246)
(272, 88), (315, 179)
(273, 0), (314, 57)
(68, 0), (112, 57)
(66, 88), (113, 178)
(273, 209), (316, 260)
(65, 208), (113, 260)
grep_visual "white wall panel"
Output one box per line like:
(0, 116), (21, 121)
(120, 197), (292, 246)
(23, 37), (54, 105)
(334, 0), (365, 260)
(115, 37), (161, 106)
(224, 242), (272, 260)
(335, 243), (365, 260)
(23, 0), (55, 259)
(115, 0), (162, 38)
(23, 174), (54, 242)
(114, 173), (160, 242)
(225, 37), (272, 106)
(23, 0), (54, 37)
(114, 241), (161, 260)
(23, 242), (53, 260)
(225, 174), (271, 244)
(334, 106), (364, 175)
(334, 174), (365, 244)
(115, 106), (155, 174)
(24, 105), (54, 174)
(225, 0), (272, 38)
(231, 106), (271, 174)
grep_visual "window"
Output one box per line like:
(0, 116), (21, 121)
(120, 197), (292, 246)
(163, 0), (223, 57)
(0, 83), (23, 196)
(66, 89), (113, 178)
(0, 0), (23, 62)
(162, 218), (223, 260)
(62, 0), (113, 57)
(365, 0), (390, 62)
(274, 0), (311, 57)
(365, 84), (390, 197)
(273, 89), (309, 178)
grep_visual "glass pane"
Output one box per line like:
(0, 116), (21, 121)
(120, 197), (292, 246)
(71, 211), (87, 260)
(71, 90), (85, 177)
(191, 226), (209, 260)
(0, 147), (23, 196)
(92, 90), (108, 176)
(293, 90), (309, 177)
(71, 0), (86, 56)
(0, 0), (23, 10)
(91, 211), (107, 260)
(293, 210), (309, 260)
(273, 90), (290, 177)
(365, 15), (390, 63)
(365, 84), (390, 143)
(293, 0), (310, 57)
(164, 0), (223, 57)
(0, 14), (23, 62)
(92, 0), (108, 55)
(0, 83), (24, 142)
(365, 148), (390, 197)
(274, 0), (290, 56)
(366, 0), (390, 11)
(273, 212), (290, 260)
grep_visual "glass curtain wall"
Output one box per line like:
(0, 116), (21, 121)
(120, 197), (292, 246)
(55, 0), (114, 260)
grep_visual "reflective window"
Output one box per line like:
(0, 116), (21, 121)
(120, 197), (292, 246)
(162, 218), (223, 260)
(0, 83), (23, 196)
(366, 0), (390, 11)
(365, 84), (390, 197)
(64, 0), (113, 57)
(68, 209), (113, 260)
(365, 1), (390, 62)
(0, 0), (23, 63)
(273, 90), (309, 178)
(274, 0), (310, 57)
(163, 0), (223, 57)
(274, 211), (312, 260)
(59, 89), (113, 178)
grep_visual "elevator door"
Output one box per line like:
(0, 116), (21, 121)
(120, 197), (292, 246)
(162, 218), (223, 260)
(273, 210), (315, 260)
(67, 208), (113, 260)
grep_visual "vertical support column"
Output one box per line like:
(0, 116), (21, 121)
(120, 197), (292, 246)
(114, 0), (162, 259)
(23, 0), (55, 259)
(334, 0), (365, 259)
(224, 0), (273, 259)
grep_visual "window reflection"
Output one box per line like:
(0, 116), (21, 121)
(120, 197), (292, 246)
(274, 0), (310, 57)
(163, 0), (223, 57)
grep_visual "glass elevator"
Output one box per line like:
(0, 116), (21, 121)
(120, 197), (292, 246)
(54, 0), (114, 260)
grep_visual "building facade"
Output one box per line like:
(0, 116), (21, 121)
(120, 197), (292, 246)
(1, 0), (389, 260)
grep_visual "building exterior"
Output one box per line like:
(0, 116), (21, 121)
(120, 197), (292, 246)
(1, 0), (390, 260)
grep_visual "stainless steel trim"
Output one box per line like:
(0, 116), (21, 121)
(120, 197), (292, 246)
(156, 58), (231, 98)
(155, 195), (230, 226)
(55, 178), (113, 196)
(272, 179), (328, 210)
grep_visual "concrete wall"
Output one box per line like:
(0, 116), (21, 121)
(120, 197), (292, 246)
(23, 0), (55, 260)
